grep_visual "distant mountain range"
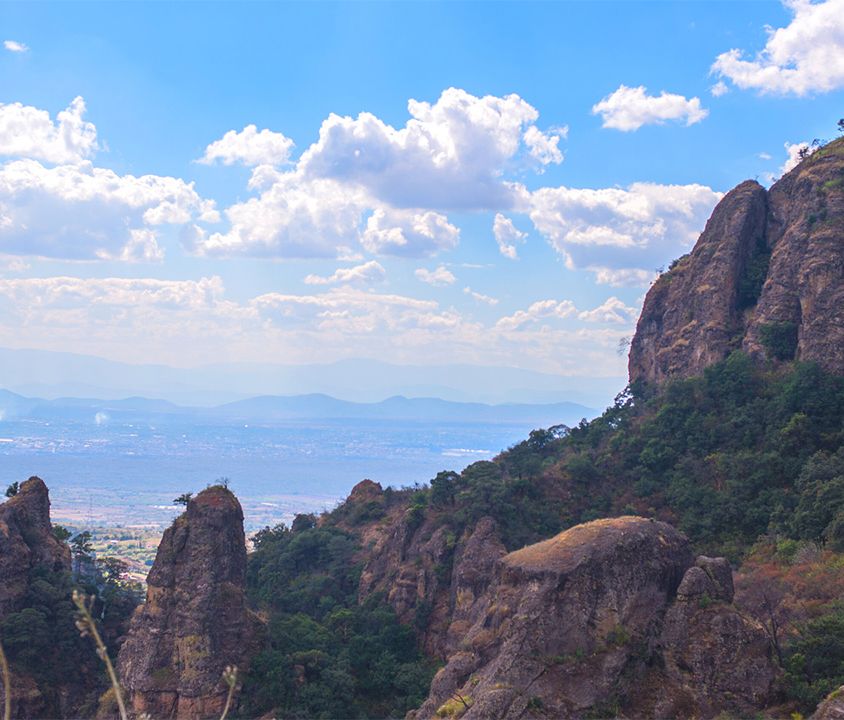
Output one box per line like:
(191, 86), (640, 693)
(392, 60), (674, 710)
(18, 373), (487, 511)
(0, 388), (596, 428)
(0, 346), (623, 408)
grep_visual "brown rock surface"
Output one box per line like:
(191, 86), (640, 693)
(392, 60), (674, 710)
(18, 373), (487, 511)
(629, 180), (767, 384)
(0, 476), (70, 618)
(630, 136), (844, 385)
(813, 686), (844, 720)
(117, 485), (262, 720)
(636, 557), (778, 718)
(412, 516), (695, 719)
(357, 506), (506, 658)
(411, 520), (778, 720)
(744, 139), (844, 372)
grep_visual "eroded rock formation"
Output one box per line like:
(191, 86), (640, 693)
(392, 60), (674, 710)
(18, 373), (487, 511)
(410, 517), (777, 720)
(353, 478), (506, 659)
(630, 136), (844, 384)
(0, 476), (70, 617)
(117, 485), (262, 719)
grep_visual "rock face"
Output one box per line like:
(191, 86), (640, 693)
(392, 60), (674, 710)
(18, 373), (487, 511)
(356, 491), (506, 658)
(117, 486), (262, 720)
(813, 687), (844, 720)
(0, 476), (70, 617)
(0, 477), (71, 719)
(630, 136), (844, 384)
(634, 557), (777, 718)
(410, 517), (777, 720)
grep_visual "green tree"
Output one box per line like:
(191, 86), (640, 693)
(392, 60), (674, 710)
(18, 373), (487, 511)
(4, 482), (18, 498)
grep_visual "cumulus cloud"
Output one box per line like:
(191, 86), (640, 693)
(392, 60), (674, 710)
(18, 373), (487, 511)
(577, 296), (639, 324)
(304, 260), (386, 286)
(4, 40), (28, 53)
(780, 139), (818, 174)
(298, 87), (562, 211)
(712, 0), (844, 96)
(592, 85), (708, 131)
(192, 176), (364, 258)
(523, 125), (566, 165)
(527, 181), (721, 275)
(415, 265), (456, 286)
(0, 97), (98, 163)
(463, 286), (498, 306)
(710, 80), (730, 97)
(492, 213), (527, 259)
(0, 159), (218, 261)
(199, 124), (295, 166)
(195, 88), (565, 260)
(361, 208), (459, 257)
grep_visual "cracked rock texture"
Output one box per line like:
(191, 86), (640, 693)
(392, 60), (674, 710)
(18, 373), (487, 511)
(117, 485), (262, 720)
(409, 517), (777, 720)
(631, 136), (844, 384)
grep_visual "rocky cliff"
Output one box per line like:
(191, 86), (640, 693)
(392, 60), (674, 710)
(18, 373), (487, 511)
(0, 476), (70, 617)
(630, 136), (844, 384)
(116, 485), (262, 719)
(348, 481), (506, 659)
(0, 477), (73, 718)
(408, 517), (776, 720)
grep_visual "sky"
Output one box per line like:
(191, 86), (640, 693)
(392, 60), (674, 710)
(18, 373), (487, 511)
(1, 0), (843, 381)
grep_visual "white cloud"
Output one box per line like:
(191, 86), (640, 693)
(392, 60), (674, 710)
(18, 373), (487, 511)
(199, 124), (295, 166)
(4, 40), (28, 53)
(780, 139), (818, 174)
(0, 159), (218, 261)
(304, 260), (386, 286)
(496, 295), (638, 332)
(492, 213), (527, 260)
(527, 181), (721, 273)
(588, 266), (656, 287)
(577, 296), (638, 324)
(415, 265), (456, 286)
(592, 85), (708, 131)
(0, 97), (98, 164)
(193, 88), (565, 260)
(496, 299), (577, 331)
(0, 273), (632, 376)
(523, 125), (566, 166)
(758, 152), (773, 160)
(463, 286), (498, 306)
(361, 208), (459, 257)
(710, 80), (730, 97)
(712, 0), (844, 96)
(192, 176), (365, 258)
(298, 87), (561, 211)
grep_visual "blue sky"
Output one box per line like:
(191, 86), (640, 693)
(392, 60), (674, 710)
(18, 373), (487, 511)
(0, 0), (842, 381)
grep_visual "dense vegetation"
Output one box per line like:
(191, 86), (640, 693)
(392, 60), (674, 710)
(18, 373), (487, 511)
(390, 352), (844, 713)
(407, 353), (844, 561)
(241, 519), (435, 719)
(0, 554), (141, 716)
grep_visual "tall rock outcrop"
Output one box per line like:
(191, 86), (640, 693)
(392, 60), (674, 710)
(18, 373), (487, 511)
(0, 477), (71, 719)
(411, 517), (777, 720)
(630, 136), (844, 384)
(117, 485), (261, 720)
(0, 476), (70, 617)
